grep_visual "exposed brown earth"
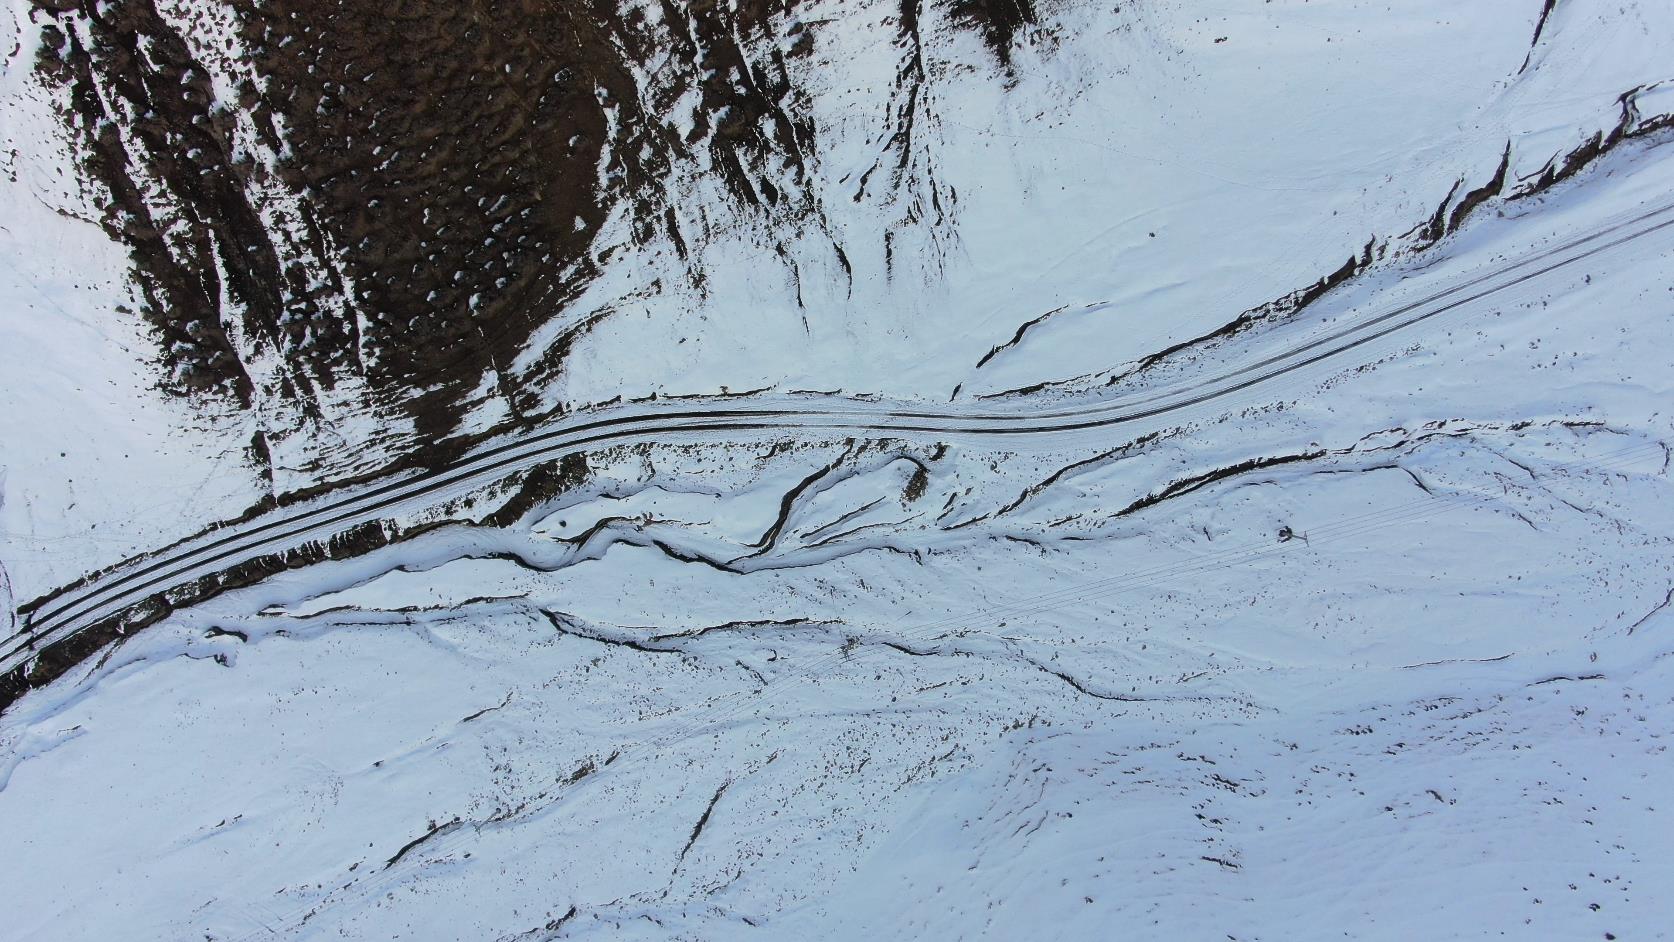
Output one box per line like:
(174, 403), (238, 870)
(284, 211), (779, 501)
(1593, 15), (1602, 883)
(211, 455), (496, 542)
(27, 0), (1035, 462)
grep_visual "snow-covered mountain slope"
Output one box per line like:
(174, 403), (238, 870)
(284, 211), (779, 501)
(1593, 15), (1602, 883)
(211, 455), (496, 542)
(3, 0), (1674, 939)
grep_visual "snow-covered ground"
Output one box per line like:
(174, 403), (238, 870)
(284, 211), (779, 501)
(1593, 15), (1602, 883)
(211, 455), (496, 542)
(5, 123), (1674, 938)
(3, 0), (1674, 939)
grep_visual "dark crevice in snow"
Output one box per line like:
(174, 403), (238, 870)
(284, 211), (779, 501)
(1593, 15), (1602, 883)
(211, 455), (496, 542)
(974, 303), (1071, 370)
(1528, 673), (1605, 685)
(1396, 466), (1434, 495)
(995, 92), (1673, 403)
(735, 660), (770, 687)
(1413, 178), (1464, 247)
(1627, 588), (1674, 635)
(461, 691), (515, 724)
(648, 618), (830, 644)
(539, 610), (687, 657)
(650, 539), (745, 574)
(1033, 663), (1141, 702)
(1102, 238), (1378, 392)
(1110, 452), (1328, 519)
(277, 594), (526, 623)
(675, 780), (731, 868)
(991, 430), (1167, 520)
(497, 904), (579, 942)
(799, 497), (889, 542)
(384, 817), (463, 870)
(1511, 83), (1674, 200)
(1408, 143), (1514, 249)
(808, 515), (920, 549)
(1401, 653), (1513, 670)
(1200, 855), (1242, 871)
(876, 638), (962, 659)
(1519, 0), (1560, 73)
(1447, 143), (1513, 237)
(747, 446), (856, 556)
